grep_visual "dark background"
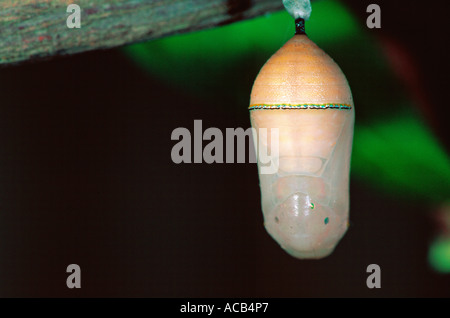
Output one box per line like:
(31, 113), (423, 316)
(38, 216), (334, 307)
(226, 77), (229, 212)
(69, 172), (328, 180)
(0, 0), (448, 297)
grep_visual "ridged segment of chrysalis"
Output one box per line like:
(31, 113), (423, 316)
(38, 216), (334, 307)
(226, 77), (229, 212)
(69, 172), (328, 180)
(250, 34), (354, 259)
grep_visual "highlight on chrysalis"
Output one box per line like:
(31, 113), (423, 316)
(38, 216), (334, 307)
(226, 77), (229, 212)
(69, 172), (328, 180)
(250, 0), (355, 259)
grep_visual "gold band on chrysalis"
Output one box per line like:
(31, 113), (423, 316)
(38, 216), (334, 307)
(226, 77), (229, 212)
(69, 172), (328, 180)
(248, 104), (352, 110)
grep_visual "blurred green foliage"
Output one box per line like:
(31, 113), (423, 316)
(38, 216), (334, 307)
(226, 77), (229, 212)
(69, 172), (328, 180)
(429, 236), (450, 273)
(123, 0), (450, 204)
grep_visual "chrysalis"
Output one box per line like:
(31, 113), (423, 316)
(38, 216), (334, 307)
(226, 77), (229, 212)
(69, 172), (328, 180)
(250, 2), (354, 259)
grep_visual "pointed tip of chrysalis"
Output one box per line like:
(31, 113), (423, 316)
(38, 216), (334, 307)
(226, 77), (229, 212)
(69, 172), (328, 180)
(295, 18), (306, 35)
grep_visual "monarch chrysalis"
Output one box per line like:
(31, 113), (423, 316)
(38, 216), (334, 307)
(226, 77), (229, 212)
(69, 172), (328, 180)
(250, 1), (354, 259)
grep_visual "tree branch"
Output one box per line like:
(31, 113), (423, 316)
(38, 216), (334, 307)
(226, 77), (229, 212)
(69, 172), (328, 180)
(0, 0), (284, 66)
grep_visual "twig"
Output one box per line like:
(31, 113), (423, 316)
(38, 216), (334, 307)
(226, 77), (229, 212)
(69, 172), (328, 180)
(0, 0), (284, 66)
